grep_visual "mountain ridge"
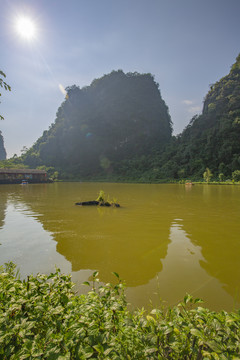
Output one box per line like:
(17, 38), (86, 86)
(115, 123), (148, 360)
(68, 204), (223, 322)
(2, 54), (240, 181)
(22, 70), (173, 179)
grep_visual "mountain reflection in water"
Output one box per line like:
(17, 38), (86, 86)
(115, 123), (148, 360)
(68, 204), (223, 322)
(0, 183), (239, 311)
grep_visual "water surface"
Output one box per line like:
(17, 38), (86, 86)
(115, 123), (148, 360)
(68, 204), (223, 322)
(0, 182), (239, 311)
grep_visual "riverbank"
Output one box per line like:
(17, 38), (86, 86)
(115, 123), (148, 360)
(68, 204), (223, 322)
(57, 177), (240, 185)
(1, 263), (240, 359)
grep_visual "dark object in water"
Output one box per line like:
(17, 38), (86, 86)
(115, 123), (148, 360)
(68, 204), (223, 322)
(75, 201), (99, 206)
(75, 200), (120, 207)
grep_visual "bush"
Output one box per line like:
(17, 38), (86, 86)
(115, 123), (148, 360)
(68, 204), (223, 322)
(203, 168), (213, 183)
(1, 263), (240, 359)
(232, 170), (240, 182)
(218, 173), (225, 182)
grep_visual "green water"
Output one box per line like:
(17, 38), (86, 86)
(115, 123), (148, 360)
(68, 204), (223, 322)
(0, 182), (240, 311)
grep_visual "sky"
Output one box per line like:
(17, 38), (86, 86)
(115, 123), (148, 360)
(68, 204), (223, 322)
(0, 0), (240, 158)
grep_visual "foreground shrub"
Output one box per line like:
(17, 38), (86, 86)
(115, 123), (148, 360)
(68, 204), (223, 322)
(0, 263), (240, 359)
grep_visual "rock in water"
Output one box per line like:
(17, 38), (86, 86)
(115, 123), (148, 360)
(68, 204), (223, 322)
(75, 200), (120, 207)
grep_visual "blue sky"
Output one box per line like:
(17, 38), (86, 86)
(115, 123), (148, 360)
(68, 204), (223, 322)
(0, 0), (240, 158)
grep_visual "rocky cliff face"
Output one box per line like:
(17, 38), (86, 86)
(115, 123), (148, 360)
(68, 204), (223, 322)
(24, 70), (172, 176)
(0, 131), (6, 160)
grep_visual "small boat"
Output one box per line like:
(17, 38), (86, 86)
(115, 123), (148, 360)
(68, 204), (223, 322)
(21, 180), (28, 185)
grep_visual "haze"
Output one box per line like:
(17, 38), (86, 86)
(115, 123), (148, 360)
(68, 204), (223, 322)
(0, 0), (240, 157)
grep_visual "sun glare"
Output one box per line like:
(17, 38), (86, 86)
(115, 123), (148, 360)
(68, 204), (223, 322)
(16, 17), (36, 40)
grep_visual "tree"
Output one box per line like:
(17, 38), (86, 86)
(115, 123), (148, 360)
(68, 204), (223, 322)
(203, 167), (213, 182)
(218, 173), (224, 182)
(0, 70), (11, 120)
(232, 170), (240, 182)
(21, 146), (29, 155)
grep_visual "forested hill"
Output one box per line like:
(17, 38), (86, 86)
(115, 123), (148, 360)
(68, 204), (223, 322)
(0, 132), (6, 160)
(23, 70), (172, 178)
(19, 54), (240, 181)
(155, 54), (240, 180)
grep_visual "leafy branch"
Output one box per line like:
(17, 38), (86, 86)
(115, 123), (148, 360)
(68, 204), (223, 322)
(0, 70), (11, 120)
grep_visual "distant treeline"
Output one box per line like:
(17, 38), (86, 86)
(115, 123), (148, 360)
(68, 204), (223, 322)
(1, 54), (240, 182)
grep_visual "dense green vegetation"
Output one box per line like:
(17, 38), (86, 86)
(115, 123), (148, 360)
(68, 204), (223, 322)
(1, 54), (240, 182)
(114, 53), (240, 182)
(1, 263), (240, 359)
(154, 54), (240, 180)
(21, 70), (172, 179)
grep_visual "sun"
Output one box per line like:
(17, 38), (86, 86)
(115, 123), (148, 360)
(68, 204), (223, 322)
(16, 17), (36, 40)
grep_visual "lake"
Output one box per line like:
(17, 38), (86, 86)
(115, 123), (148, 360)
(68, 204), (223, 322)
(0, 182), (240, 311)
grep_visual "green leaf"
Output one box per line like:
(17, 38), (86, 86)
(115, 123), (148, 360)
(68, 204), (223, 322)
(83, 281), (90, 286)
(104, 347), (114, 356)
(184, 294), (193, 304)
(93, 271), (99, 278)
(93, 344), (104, 354)
(190, 328), (205, 340)
(194, 298), (203, 304)
(61, 294), (69, 305)
(112, 272), (119, 279)
(205, 340), (223, 353)
(145, 347), (157, 354)
(58, 354), (71, 360)
(83, 345), (94, 357)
